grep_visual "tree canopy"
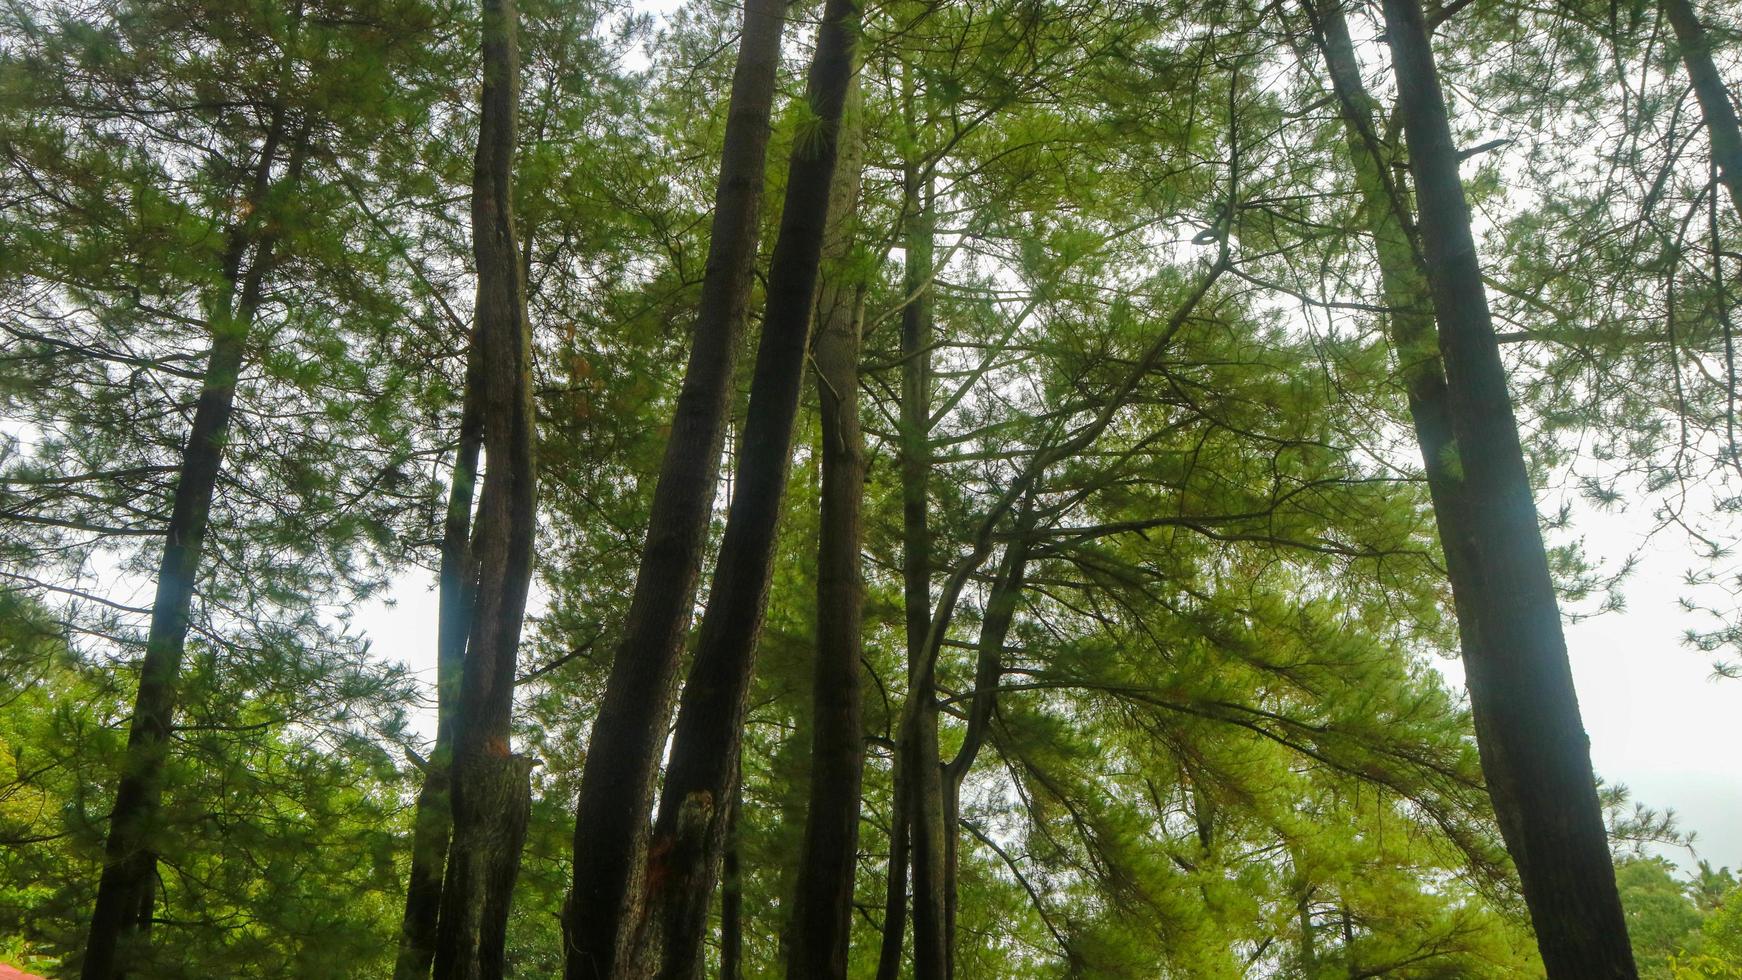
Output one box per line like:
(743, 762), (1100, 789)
(1, 0), (1739, 976)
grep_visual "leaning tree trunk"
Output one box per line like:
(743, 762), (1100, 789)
(563, 3), (787, 976)
(1303, 0), (1486, 709)
(1663, 0), (1742, 216)
(429, 0), (540, 974)
(1304, 0), (1463, 524)
(939, 536), (1029, 954)
(80, 111), (301, 980)
(395, 328), (486, 980)
(1380, 0), (1637, 975)
(783, 72), (866, 980)
(624, 0), (862, 974)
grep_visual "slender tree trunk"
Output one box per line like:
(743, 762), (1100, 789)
(563, 4), (787, 975)
(80, 111), (301, 980)
(430, 0), (539, 974)
(939, 536), (1029, 955)
(875, 139), (938, 980)
(1303, 0), (1477, 654)
(1296, 886), (1316, 973)
(873, 758), (911, 980)
(896, 128), (951, 980)
(396, 326), (486, 980)
(784, 73), (866, 980)
(1663, 0), (1742, 216)
(908, 723), (948, 980)
(625, 1), (862, 973)
(1380, 0), (1636, 974)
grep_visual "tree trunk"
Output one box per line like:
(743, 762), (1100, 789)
(784, 73), (866, 980)
(907, 712), (949, 980)
(873, 759), (911, 980)
(1295, 883), (1316, 973)
(625, 0), (862, 973)
(563, 3), (787, 975)
(720, 781), (743, 980)
(876, 112), (938, 980)
(430, 0), (540, 973)
(1380, 0), (1637, 974)
(895, 114), (951, 980)
(1663, 0), (1742, 216)
(1303, 0), (1478, 667)
(80, 111), (302, 980)
(396, 317), (486, 980)
(939, 536), (1029, 955)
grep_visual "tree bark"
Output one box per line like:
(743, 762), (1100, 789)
(396, 310), (486, 980)
(875, 128), (939, 980)
(939, 535), (1029, 956)
(1380, 0), (1637, 974)
(783, 72), (866, 980)
(720, 781), (743, 980)
(872, 756), (911, 980)
(430, 0), (540, 973)
(80, 110), (302, 980)
(625, 0), (862, 973)
(563, 3), (787, 975)
(1303, 0), (1477, 657)
(1663, 0), (1742, 216)
(897, 120), (951, 980)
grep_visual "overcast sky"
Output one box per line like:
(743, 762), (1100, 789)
(338, 0), (1742, 881)
(350, 491), (1742, 874)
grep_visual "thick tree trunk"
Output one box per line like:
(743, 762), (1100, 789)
(396, 329), (486, 980)
(563, 4), (787, 976)
(625, 1), (862, 973)
(720, 782), (743, 980)
(783, 74), (866, 980)
(1663, 0), (1742, 216)
(80, 113), (300, 980)
(433, 754), (536, 980)
(430, 0), (539, 974)
(1380, 0), (1637, 975)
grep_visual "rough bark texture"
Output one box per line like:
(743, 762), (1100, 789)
(80, 113), (300, 980)
(396, 330), (486, 980)
(563, 3), (787, 975)
(720, 784), (743, 980)
(432, 754), (536, 980)
(1664, 0), (1742, 216)
(431, 0), (540, 973)
(625, 1), (862, 973)
(1380, 0), (1637, 974)
(783, 74), (866, 980)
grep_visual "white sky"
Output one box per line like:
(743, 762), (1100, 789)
(1556, 506), (1742, 870)
(287, 0), (1742, 892)
(350, 490), (1742, 872)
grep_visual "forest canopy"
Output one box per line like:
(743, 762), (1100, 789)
(1, 0), (1740, 976)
